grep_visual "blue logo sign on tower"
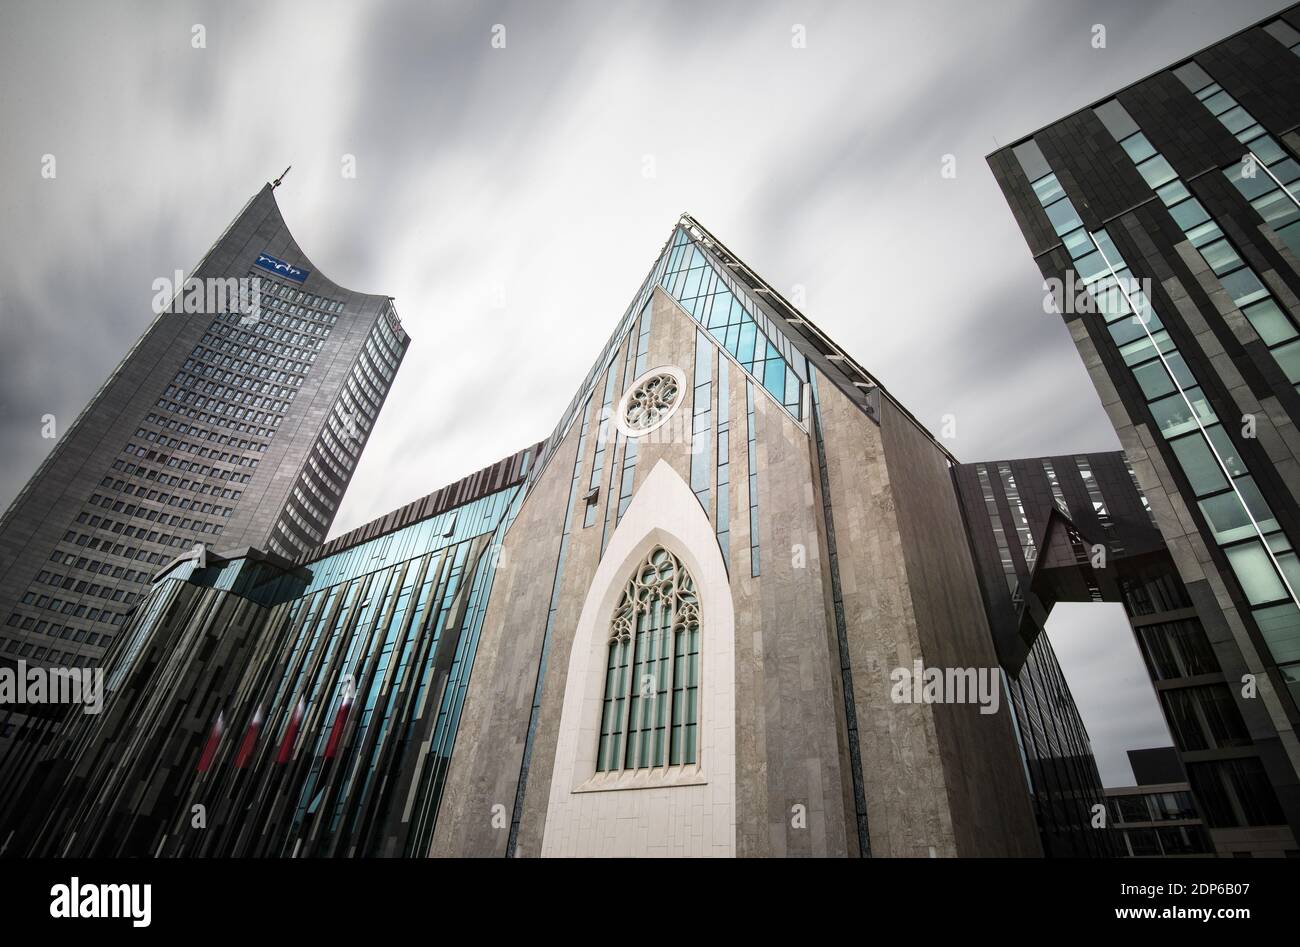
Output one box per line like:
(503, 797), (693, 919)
(254, 252), (310, 283)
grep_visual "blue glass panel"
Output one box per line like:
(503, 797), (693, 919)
(1170, 198), (1210, 231)
(763, 345), (786, 403)
(1271, 158), (1300, 186)
(1044, 198), (1083, 235)
(1033, 174), (1064, 204)
(737, 321), (757, 366)
(1201, 90), (1235, 115)
(1186, 220), (1224, 247)
(658, 229), (804, 420)
(1227, 162), (1275, 201)
(1219, 267), (1268, 307)
(1249, 135), (1286, 165)
(1074, 250), (1109, 283)
(1200, 239), (1243, 275)
(1108, 310), (1164, 347)
(1121, 133), (1157, 164)
(1218, 106), (1255, 135)
(682, 267), (703, 299)
(1137, 155), (1178, 189)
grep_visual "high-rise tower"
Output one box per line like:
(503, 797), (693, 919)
(0, 184), (408, 682)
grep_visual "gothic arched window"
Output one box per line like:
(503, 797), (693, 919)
(596, 546), (701, 772)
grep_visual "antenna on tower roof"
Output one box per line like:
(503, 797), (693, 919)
(272, 166), (292, 189)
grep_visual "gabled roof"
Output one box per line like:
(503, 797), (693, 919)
(679, 214), (958, 465)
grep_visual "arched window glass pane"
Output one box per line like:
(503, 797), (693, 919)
(596, 546), (700, 772)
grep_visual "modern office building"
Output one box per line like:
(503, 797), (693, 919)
(1106, 748), (1213, 858)
(955, 457), (1125, 860)
(0, 449), (537, 858)
(989, 6), (1300, 855)
(955, 449), (1182, 857)
(1, 214), (1060, 858)
(0, 182), (409, 689)
(955, 448), (1295, 856)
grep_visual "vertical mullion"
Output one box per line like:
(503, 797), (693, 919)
(658, 596), (673, 768)
(670, 621), (683, 766)
(686, 616), (699, 764)
(643, 603), (660, 768)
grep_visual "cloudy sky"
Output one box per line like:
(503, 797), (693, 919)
(1, 0), (1286, 785)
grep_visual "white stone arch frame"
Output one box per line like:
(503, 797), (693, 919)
(541, 460), (736, 857)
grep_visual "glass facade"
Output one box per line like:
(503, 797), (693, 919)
(1174, 61), (1300, 272)
(1098, 94), (1300, 398)
(690, 331), (713, 511)
(659, 228), (806, 419)
(1186, 756), (1287, 828)
(1007, 630), (1118, 857)
(1016, 138), (1300, 712)
(1107, 787), (1211, 857)
(7, 446), (528, 857)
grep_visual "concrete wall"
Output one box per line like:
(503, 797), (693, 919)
(814, 377), (1040, 856)
(434, 286), (1038, 856)
(879, 399), (1042, 857)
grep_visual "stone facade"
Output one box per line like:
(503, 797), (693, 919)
(431, 279), (1040, 857)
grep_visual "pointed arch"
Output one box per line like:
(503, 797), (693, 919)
(597, 545), (700, 772)
(541, 460), (736, 857)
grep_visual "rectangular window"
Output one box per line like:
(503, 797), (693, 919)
(1170, 432), (1228, 496)
(1226, 541), (1289, 606)
(1186, 758), (1285, 827)
(690, 332), (713, 511)
(1148, 387), (1215, 438)
(1254, 603), (1300, 665)
(1137, 618), (1220, 680)
(715, 360), (731, 569)
(1160, 684), (1250, 751)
